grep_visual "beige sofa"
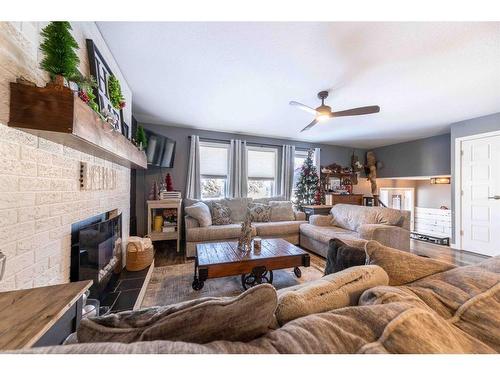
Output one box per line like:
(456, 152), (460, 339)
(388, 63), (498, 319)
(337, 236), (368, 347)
(184, 197), (306, 257)
(17, 246), (499, 354)
(300, 204), (411, 257)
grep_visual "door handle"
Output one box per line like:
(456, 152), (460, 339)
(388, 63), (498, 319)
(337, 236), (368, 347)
(488, 195), (500, 200)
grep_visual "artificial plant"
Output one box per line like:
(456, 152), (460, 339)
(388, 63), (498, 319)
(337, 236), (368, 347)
(39, 21), (80, 83)
(108, 75), (126, 109)
(294, 149), (319, 210)
(136, 125), (148, 150)
(77, 75), (99, 113)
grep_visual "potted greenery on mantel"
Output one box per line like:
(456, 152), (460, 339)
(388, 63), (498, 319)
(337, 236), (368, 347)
(7, 21), (147, 169)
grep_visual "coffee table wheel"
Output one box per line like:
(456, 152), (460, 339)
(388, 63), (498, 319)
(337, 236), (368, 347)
(241, 270), (273, 290)
(192, 278), (204, 291)
(293, 267), (302, 278)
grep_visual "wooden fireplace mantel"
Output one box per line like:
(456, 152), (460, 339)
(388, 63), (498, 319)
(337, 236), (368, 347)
(8, 82), (147, 169)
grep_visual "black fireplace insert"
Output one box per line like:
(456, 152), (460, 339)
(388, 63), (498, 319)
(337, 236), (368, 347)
(71, 211), (122, 302)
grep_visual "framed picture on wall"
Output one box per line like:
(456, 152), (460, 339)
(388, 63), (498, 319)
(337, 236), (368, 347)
(86, 39), (123, 133)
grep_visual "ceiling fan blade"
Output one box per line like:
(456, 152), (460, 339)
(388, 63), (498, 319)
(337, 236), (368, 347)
(300, 119), (318, 132)
(331, 105), (380, 117)
(290, 101), (318, 115)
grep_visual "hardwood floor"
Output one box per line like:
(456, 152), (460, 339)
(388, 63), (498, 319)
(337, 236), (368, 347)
(153, 239), (488, 268)
(409, 239), (488, 266)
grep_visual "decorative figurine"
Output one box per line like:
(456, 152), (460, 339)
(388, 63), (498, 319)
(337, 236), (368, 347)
(237, 211), (253, 252)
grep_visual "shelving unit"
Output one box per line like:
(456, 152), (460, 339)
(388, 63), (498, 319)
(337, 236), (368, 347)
(147, 199), (182, 252)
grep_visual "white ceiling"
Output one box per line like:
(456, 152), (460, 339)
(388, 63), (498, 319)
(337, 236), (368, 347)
(97, 22), (500, 148)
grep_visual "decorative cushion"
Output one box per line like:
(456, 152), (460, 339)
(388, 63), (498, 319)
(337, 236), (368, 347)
(185, 202), (212, 227)
(269, 201), (295, 222)
(325, 238), (367, 275)
(221, 197), (253, 222)
(364, 240), (456, 286)
(210, 202), (232, 225)
(248, 203), (271, 222)
(77, 284), (277, 344)
(275, 265), (389, 326)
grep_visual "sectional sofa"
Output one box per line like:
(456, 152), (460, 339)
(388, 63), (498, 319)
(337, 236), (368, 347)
(300, 204), (411, 257)
(16, 241), (499, 354)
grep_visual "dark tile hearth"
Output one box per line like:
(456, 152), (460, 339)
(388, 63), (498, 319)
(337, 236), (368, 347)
(100, 268), (151, 313)
(112, 289), (142, 312)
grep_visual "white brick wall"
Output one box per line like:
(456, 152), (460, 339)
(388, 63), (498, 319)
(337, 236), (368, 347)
(0, 21), (133, 292)
(0, 123), (131, 292)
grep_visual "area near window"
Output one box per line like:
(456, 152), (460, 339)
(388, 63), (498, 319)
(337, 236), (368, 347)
(293, 149), (316, 191)
(200, 142), (229, 199)
(247, 146), (278, 198)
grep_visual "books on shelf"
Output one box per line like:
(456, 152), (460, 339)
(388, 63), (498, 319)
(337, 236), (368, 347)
(162, 225), (176, 233)
(159, 191), (182, 200)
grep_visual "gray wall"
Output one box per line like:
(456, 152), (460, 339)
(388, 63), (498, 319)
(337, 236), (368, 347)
(449, 112), (500, 244)
(373, 133), (451, 178)
(415, 180), (451, 209)
(135, 123), (365, 235)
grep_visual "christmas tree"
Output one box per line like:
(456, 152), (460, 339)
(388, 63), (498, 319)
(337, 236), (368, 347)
(294, 149), (319, 210)
(40, 22), (80, 82)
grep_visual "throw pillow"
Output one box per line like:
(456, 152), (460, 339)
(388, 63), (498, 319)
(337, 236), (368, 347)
(248, 203), (271, 222)
(210, 202), (232, 225)
(275, 265), (389, 325)
(222, 198), (253, 222)
(325, 238), (368, 275)
(269, 201), (295, 222)
(364, 240), (456, 286)
(77, 284), (277, 344)
(185, 202), (212, 227)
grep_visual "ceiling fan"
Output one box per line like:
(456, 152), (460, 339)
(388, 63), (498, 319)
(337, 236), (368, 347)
(290, 91), (380, 132)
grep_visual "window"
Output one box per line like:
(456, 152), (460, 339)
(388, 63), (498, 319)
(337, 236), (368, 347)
(200, 142), (229, 199)
(247, 146), (278, 198)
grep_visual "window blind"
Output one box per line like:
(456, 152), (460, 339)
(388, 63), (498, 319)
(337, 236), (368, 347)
(200, 144), (228, 177)
(247, 149), (276, 179)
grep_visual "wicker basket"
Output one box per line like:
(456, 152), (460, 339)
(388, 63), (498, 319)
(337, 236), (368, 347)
(126, 236), (154, 271)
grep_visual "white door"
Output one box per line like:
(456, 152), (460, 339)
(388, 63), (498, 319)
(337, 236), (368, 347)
(460, 134), (500, 256)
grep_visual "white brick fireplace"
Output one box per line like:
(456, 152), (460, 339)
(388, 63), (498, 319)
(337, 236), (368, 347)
(0, 124), (130, 291)
(0, 22), (133, 292)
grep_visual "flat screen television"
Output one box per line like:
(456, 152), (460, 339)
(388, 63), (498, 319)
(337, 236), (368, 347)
(145, 130), (176, 168)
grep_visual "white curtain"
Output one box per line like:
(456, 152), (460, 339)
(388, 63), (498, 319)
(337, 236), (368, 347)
(314, 147), (321, 177)
(280, 144), (295, 200)
(186, 135), (201, 199)
(227, 139), (247, 198)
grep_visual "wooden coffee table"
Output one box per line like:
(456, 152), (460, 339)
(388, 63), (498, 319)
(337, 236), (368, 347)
(192, 238), (310, 290)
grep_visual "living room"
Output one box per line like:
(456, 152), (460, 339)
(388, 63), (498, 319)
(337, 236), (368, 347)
(1, 0), (499, 370)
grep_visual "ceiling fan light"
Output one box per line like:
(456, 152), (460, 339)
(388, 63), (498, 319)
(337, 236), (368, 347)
(316, 114), (330, 122)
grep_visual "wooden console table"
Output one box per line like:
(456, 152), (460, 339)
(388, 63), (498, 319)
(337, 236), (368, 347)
(325, 193), (364, 206)
(302, 205), (333, 219)
(0, 280), (92, 351)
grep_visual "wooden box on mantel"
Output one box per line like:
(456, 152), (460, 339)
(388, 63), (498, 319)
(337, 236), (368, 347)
(8, 82), (147, 169)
